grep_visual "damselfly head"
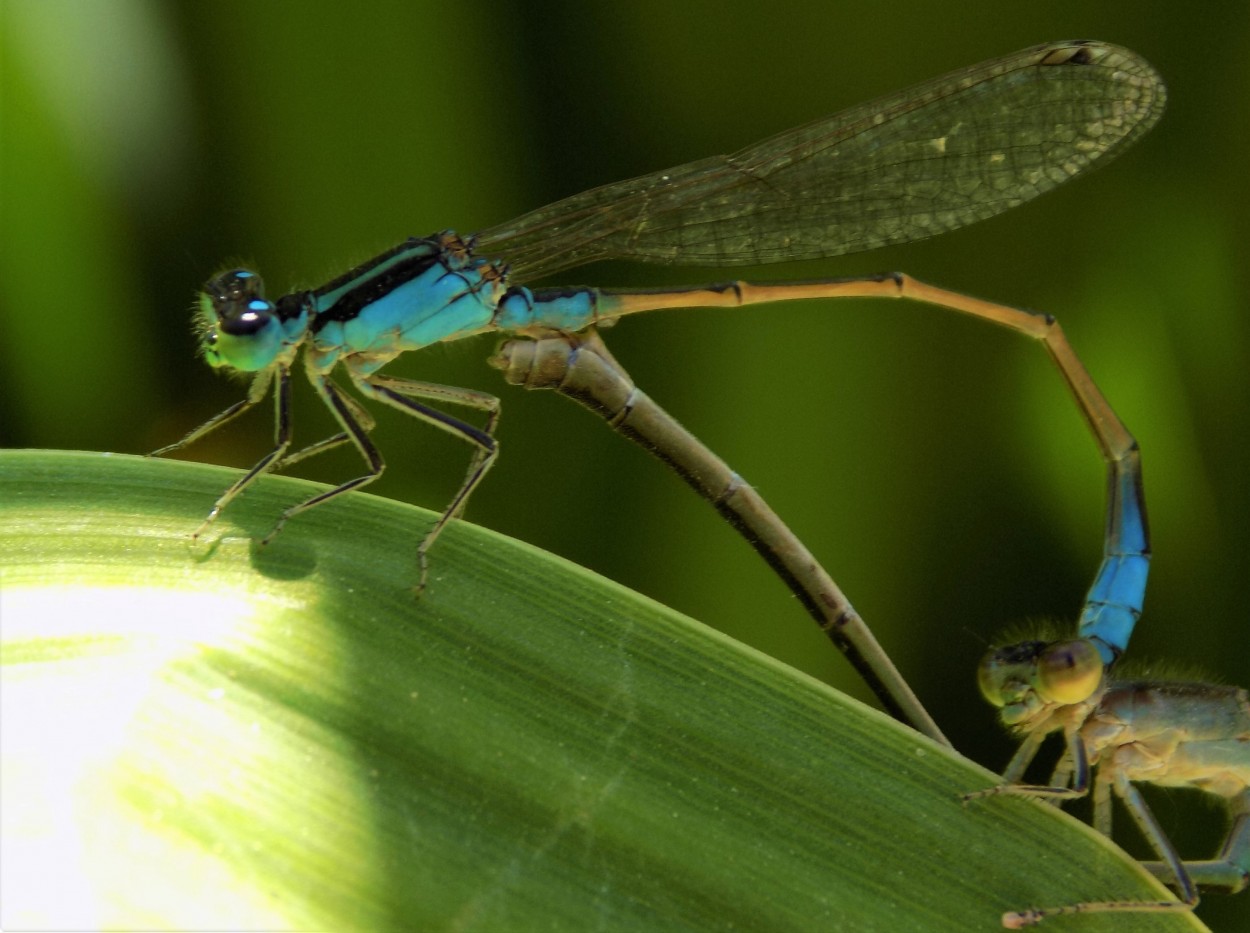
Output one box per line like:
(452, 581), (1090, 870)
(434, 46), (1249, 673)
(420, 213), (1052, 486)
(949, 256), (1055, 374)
(195, 269), (285, 373)
(978, 637), (1105, 727)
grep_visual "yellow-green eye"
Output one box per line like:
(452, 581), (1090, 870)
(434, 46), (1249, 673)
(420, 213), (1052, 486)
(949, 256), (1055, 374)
(977, 654), (1009, 708)
(976, 641), (1043, 709)
(1035, 638), (1103, 704)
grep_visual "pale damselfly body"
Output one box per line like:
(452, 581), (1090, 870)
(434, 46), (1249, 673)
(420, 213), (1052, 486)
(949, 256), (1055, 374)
(979, 643), (1248, 926)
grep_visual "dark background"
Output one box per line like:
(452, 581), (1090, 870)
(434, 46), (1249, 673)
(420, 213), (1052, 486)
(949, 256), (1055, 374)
(3, 3), (1247, 924)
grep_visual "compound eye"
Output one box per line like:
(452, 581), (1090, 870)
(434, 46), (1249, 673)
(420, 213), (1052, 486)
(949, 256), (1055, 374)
(202, 269), (276, 335)
(220, 299), (274, 336)
(976, 651), (1007, 707)
(1036, 639), (1103, 705)
(207, 269), (266, 303)
(976, 640), (1044, 708)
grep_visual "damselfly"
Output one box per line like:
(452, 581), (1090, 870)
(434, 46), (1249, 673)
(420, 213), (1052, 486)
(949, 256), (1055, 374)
(155, 40), (1163, 738)
(976, 626), (1248, 925)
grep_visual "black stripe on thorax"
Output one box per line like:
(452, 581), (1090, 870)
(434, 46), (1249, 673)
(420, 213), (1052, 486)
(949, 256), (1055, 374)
(310, 236), (447, 332)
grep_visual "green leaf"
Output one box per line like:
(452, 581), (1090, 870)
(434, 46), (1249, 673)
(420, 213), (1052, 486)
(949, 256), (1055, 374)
(0, 449), (1205, 931)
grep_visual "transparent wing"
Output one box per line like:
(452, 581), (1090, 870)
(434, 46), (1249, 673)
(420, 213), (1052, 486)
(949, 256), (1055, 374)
(475, 41), (1164, 280)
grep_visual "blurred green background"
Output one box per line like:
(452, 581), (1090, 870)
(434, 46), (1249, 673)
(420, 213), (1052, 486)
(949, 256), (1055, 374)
(3, 2), (1248, 923)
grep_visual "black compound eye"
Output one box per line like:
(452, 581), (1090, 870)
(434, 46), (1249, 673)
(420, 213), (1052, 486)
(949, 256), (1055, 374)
(203, 269), (275, 333)
(220, 306), (271, 336)
(207, 269), (266, 303)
